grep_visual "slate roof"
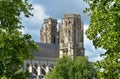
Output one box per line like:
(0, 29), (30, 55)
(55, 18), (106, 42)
(32, 43), (59, 59)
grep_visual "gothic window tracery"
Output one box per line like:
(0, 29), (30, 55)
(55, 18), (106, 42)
(68, 21), (71, 24)
(74, 29), (77, 44)
(41, 64), (46, 76)
(53, 34), (56, 44)
(68, 30), (71, 36)
(65, 29), (67, 36)
(61, 39), (64, 44)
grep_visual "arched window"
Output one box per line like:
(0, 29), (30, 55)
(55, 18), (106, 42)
(68, 30), (71, 36)
(41, 64), (46, 76)
(69, 21), (71, 24)
(32, 64), (38, 76)
(74, 30), (76, 43)
(61, 39), (64, 44)
(53, 34), (56, 44)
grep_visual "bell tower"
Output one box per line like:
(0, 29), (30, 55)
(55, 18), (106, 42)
(40, 17), (58, 44)
(59, 14), (84, 58)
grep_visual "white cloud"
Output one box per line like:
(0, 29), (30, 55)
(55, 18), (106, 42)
(22, 4), (49, 29)
(84, 25), (105, 62)
(30, 5), (49, 26)
(21, 4), (49, 42)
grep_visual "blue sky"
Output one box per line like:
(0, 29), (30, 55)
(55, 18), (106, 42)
(21, 0), (105, 61)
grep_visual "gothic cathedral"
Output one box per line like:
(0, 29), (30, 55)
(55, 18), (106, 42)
(40, 14), (85, 59)
(24, 14), (85, 79)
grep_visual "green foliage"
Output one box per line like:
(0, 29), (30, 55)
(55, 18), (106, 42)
(84, 0), (120, 78)
(69, 57), (90, 79)
(46, 56), (96, 79)
(0, 0), (38, 78)
(96, 53), (120, 79)
(46, 56), (72, 79)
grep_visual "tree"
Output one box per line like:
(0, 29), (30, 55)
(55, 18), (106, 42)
(46, 56), (73, 79)
(84, 0), (120, 78)
(46, 56), (95, 79)
(0, 0), (38, 78)
(69, 56), (98, 79)
(96, 53), (120, 79)
(69, 56), (90, 79)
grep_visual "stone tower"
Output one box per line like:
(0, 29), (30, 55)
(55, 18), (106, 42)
(40, 17), (58, 44)
(59, 14), (85, 58)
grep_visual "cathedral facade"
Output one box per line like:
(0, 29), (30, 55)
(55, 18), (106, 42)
(24, 14), (85, 79)
(40, 14), (84, 58)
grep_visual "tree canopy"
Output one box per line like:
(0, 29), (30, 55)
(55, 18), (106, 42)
(84, 0), (120, 78)
(46, 56), (96, 79)
(0, 0), (38, 78)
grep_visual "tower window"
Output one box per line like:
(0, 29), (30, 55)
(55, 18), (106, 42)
(74, 30), (76, 43)
(68, 30), (71, 36)
(66, 30), (67, 33)
(61, 39), (64, 44)
(53, 34), (56, 44)
(69, 21), (71, 23)
(65, 30), (67, 36)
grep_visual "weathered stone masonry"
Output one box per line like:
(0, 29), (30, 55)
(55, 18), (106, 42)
(24, 14), (85, 79)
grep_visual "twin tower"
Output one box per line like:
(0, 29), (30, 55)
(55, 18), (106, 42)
(40, 14), (85, 58)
